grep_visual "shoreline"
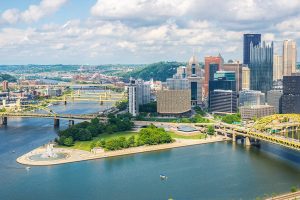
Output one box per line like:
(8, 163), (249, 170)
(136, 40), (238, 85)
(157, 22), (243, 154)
(17, 136), (230, 166)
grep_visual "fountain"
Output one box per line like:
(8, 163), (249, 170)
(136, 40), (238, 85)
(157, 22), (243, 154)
(29, 143), (68, 161)
(41, 144), (58, 158)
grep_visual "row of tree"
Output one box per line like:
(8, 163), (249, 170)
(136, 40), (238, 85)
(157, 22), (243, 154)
(56, 114), (134, 146)
(91, 125), (173, 151)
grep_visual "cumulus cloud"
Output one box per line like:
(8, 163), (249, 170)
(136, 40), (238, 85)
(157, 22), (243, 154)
(1, 0), (300, 64)
(1, 0), (67, 24)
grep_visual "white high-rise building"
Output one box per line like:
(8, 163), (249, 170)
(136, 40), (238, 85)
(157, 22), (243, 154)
(283, 40), (297, 76)
(273, 54), (283, 80)
(127, 78), (150, 116)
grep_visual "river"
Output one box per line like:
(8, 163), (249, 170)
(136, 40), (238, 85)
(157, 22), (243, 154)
(0, 101), (299, 200)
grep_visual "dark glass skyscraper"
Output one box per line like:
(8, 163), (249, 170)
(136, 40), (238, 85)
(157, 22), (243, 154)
(243, 34), (261, 64)
(249, 41), (273, 94)
(282, 74), (300, 114)
(209, 71), (236, 93)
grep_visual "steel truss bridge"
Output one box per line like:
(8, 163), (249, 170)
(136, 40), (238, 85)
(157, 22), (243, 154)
(207, 114), (300, 151)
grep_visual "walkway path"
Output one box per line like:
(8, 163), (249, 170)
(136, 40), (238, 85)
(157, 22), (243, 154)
(17, 136), (229, 166)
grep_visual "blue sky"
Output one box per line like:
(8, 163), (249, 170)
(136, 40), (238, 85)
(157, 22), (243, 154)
(0, 0), (299, 64)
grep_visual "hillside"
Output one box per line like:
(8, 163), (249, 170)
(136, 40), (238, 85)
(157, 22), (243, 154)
(122, 61), (185, 81)
(0, 74), (17, 82)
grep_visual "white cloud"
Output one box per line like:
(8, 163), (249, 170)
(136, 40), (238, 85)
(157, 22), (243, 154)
(1, 0), (67, 24)
(91, 0), (191, 21)
(1, 0), (300, 64)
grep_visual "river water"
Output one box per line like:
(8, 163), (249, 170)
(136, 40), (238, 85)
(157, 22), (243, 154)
(0, 102), (299, 200)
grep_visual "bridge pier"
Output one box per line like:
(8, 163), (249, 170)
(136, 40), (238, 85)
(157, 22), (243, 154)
(245, 137), (251, 146)
(54, 118), (60, 127)
(232, 132), (236, 142)
(0, 117), (7, 126)
(64, 100), (67, 105)
(68, 120), (75, 127)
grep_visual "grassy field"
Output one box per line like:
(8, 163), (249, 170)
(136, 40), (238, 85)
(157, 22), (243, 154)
(169, 132), (206, 140)
(68, 131), (138, 151)
(66, 131), (207, 151)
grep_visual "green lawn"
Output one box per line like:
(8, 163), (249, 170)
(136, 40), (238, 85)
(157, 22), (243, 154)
(68, 131), (138, 151)
(169, 132), (206, 140)
(65, 131), (207, 151)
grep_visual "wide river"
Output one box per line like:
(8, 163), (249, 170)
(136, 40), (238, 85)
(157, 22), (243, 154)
(0, 101), (299, 200)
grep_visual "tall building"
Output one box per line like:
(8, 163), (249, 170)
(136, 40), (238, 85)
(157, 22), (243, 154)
(127, 78), (150, 116)
(223, 62), (244, 91)
(204, 55), (223, 97)
(2, 81), (8, 91)
(209, 71), (236, 93)
(243, 34), (261, 65)
(239, 90), (265, 106)
(249, 41), (274, 94)
(157, 90), (191, 115)
(273, 54), (283, 80)
(267, 89), (283, 113)
(209, 90), (237, 113)
(281, 74), (300, 114)
(166, 75), (189, 90)
(177, 55), (203, 105)
(242, 66), (250, 90)
(283, 40), (297, 76)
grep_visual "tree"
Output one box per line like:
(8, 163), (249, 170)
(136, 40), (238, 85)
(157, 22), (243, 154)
(64, 137), (74, 146)
(127, 136), (135, 147)
(207, 125), (215, 135)
(78, 129), (92, 141)
(139, 102), (157, 113)
(116, 100), (128, 111)
(87, 125), (99, 137)
(91, 118), (100, 125)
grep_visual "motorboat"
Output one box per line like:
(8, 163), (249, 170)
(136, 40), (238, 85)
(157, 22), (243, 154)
(160, 174), (167, 180)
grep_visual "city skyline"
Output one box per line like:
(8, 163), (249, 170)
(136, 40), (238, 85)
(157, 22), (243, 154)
(0, 0), (300, 64)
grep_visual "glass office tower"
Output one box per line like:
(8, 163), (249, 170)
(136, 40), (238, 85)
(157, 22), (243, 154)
(243, 34), (261, 65)
(249, 41), (273, 94)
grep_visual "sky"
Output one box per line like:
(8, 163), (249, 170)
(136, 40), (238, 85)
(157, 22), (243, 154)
(0, 0), (299, 65)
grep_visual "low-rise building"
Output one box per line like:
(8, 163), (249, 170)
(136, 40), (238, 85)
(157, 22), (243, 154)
(239, 90), (265, 106)
(240, 105), (275, 120)
(157, 90), (191, 115)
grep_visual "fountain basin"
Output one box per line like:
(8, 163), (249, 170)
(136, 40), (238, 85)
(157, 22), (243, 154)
(29, 153), (68, 161)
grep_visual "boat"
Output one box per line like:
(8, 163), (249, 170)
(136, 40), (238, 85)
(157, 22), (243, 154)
(160, 174), (168, 180)
(25, 167), (31, 170)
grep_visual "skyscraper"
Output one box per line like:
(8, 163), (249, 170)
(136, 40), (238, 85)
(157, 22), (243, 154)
(209, 71), (236, 93)
(2, 81), (8, 91)
(128, 78), (150, 116)
(283, 40), (297, 76)
(249, 41), (274, 94)
(273, 54), (283, 80)
(209, 90), (237, 113)
(242, 66), (250, 90)
(281, 73), (300, 114)
(243, 34), (261, 65)
(223, 61), (244, 92)
(204, 55), (224, 97)
(209, 71), (237, 112)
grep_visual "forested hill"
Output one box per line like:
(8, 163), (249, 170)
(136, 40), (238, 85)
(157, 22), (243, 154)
(122, 61), (185, 81)
(0, 74), (17, 82)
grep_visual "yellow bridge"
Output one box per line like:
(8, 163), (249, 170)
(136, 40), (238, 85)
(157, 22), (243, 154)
(47, 90), (127, 104)
(0, 112), (106, 127)
(206, 114), (300, 151)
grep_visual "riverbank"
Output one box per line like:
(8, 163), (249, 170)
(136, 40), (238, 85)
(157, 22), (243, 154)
(17, 135), (229, 166)
(265, 191), (300, 200)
